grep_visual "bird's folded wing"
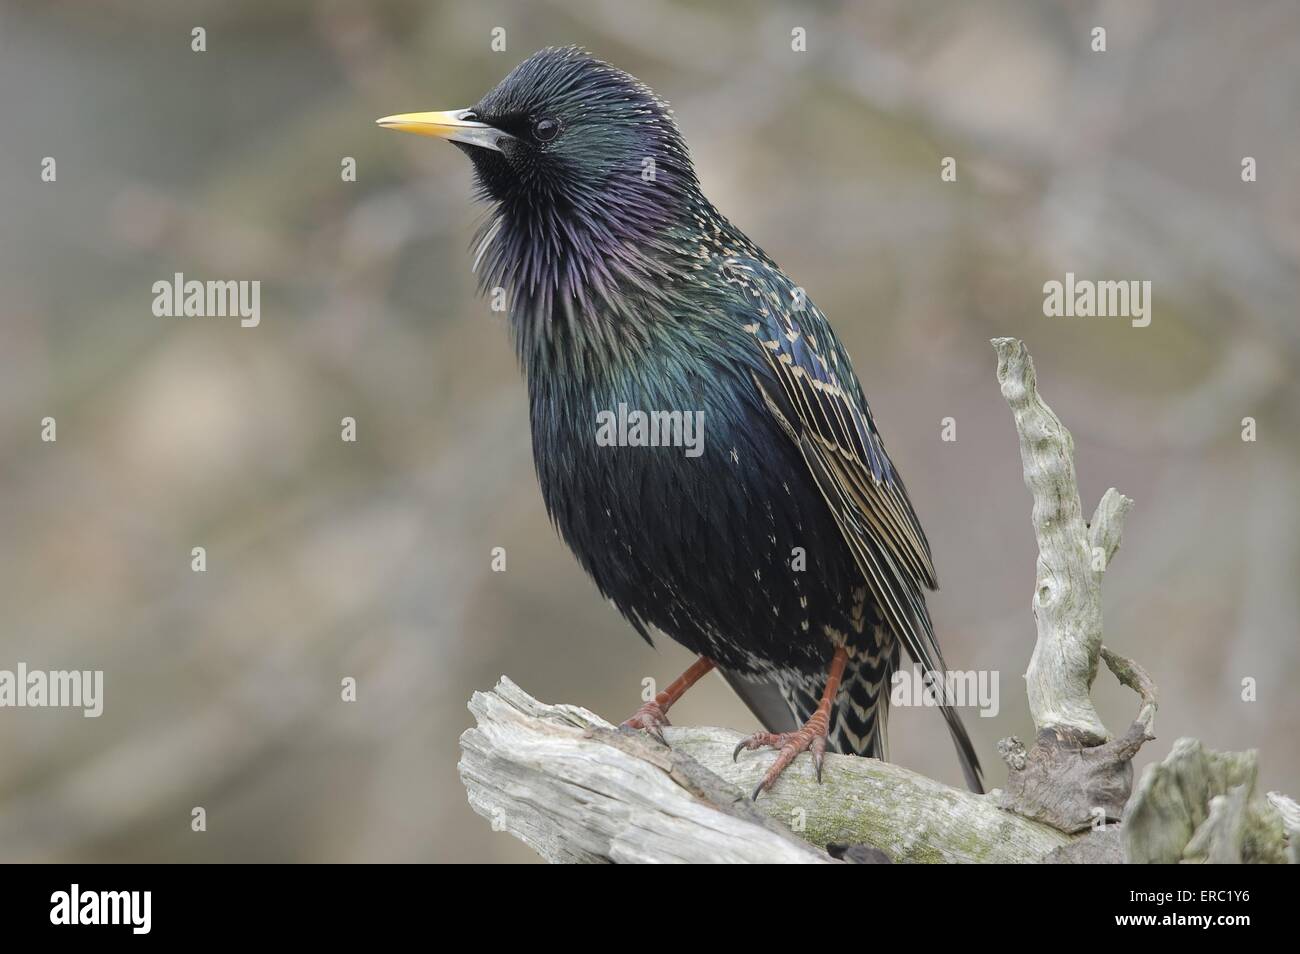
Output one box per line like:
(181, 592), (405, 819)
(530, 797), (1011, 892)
(722, 256), (936, 593)
(722, 255), (984, 791)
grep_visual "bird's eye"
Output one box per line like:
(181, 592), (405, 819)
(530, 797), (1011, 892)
(533, 117), (559, 142)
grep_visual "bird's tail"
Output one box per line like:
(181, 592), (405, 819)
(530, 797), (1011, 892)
(936, 682), (985, 794)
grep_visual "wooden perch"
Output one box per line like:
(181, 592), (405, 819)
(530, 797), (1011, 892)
(459, 677), (1073, 863)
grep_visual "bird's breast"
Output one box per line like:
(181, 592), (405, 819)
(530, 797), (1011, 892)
(524, 333), (863, 676)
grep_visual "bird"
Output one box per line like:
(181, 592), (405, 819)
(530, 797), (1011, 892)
(378, 46), (983, 798)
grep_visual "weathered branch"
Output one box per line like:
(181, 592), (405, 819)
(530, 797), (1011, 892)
(1124, 738), (1290, 864)
(993, 338), (1129, 743)
(1266, 792), (1300, 864)
(459, 677), (1073, 863)
(1100, 645), (1158, 732)
(992, 338), (1155, 832)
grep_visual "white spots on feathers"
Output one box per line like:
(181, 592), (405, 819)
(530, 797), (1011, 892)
(850, 585), (867, 634)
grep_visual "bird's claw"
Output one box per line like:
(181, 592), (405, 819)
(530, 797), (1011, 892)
(811, 734), (828, 784)
(733, 732), (781, 762)
(733, 723), (830, 800)
(620, 700), (671, 746)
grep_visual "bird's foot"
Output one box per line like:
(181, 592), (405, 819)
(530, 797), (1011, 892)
(734, 647), (847, 800)
(615, 656), (716, 747)
(619, 700), (671, 746)
(733, 718), (830, 800)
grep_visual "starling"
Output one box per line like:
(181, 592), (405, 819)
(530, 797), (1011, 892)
(379, 47), (983, 797)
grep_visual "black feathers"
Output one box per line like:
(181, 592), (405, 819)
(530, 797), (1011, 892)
(445, 47), (984, 792)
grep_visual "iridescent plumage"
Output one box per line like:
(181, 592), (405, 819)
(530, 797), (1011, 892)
(421, 46), (981, 791)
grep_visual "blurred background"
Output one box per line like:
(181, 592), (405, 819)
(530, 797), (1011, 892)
(1, 0), (1297, 862)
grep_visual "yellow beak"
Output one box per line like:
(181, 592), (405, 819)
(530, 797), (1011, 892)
(375, 108), (513, 151)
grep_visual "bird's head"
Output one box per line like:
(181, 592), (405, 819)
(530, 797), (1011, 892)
(378, 47), (707, 348)
(378, 46), (696, 213)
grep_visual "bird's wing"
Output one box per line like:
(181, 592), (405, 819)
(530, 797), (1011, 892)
(721, 260), (937, 588)
(720, 256), (983, 792)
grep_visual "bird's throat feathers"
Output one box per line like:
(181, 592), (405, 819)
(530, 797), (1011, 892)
(454, 47), (712, 379)
(471, 175), (708, 379)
